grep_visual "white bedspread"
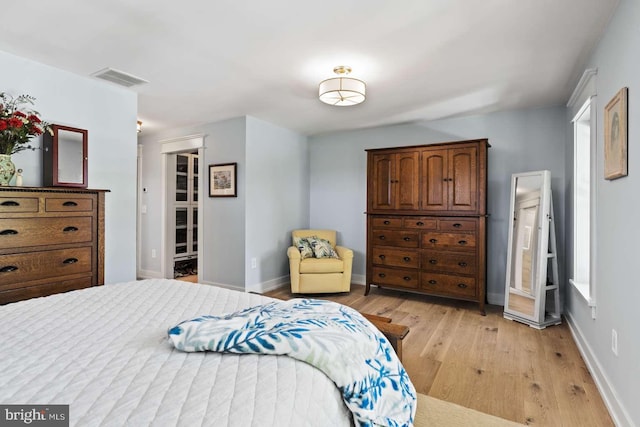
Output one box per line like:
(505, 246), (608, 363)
(0, 279), (352, 426)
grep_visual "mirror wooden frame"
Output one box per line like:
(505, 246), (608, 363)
(43, 124), (88, 188)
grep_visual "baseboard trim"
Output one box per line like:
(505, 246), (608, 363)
(351, 274), (366, 286)
(137, 269), (164, 279)
(487, 292), (504, 306)
(565, 311), (633, 427)
(247, 275), (290, 294)
(197, 280), (244, 292)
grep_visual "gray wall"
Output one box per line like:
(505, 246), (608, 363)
(308, 106), (566, 304)
(565, 0), (639, 424)
(0, 50), (138, 284)
(138, 116), (308, 291)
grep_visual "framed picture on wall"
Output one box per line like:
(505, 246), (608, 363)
(209, 162), (237, 197)
(604, 87), (628, 180)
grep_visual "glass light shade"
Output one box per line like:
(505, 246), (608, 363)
(319, 77), (366, 106)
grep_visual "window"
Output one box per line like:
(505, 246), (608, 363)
(571, 96), (596, 310)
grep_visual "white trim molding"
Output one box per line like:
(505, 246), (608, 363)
(160, 134), (206, 153)
(567, 68), (598, 107)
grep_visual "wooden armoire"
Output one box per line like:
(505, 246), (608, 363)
(365, 139), (489, 314)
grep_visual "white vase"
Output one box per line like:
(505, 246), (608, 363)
(0, 154), (16, 186)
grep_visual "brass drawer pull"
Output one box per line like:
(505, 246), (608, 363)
(378, 254), (386, 260)
(428, 279), (437, 285)
(458, 240), (467, 245)
(416, 221), (424, 226)
(453, 223), (462, 228)
(0, 265), (18, 273)
(0, 229), (18, 235)
(403, 276), (411, 281)
(379, 235), (386, 240)
(63, 258), (79, 264)
(457, 283), (468, 289)
(403, 237), (411, 241)
(429, 259), (437, 264)
(378, 273), (386, 278)
(383, 220), (390, 225)
(63, 226), (79, 232)
(458, 262), (468, 267)
(0, 200), (19, 206)
(429, 238), (437, 243)
(63, 201), (78, 207)
(403, 256), (411, 262)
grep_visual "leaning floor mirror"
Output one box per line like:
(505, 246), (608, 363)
(503, 170), (561, 329)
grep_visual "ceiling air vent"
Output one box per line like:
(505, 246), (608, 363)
(91, 67), (149, 87)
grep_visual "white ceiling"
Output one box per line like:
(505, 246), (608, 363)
(0, 0), (618, 136)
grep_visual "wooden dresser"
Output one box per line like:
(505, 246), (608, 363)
(365, 139), (489, 313)
(0, 187), (108, 304)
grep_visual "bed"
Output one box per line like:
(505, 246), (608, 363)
(0, 279), (412, 426)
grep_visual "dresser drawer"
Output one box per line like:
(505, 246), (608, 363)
(422, 232), (476, 251)
(0, 217), (93, 249)
(0, 276), (94, 305)
(402, 217), (437, 229)
(371, 217), (403, 228)
(0, 247), (92, 287)
(45, 197), (94, 212)
(371, 230), (419, 248)
(422, 250), (476, 274)
(372, 267), (419, 289)
(439, 219), (477, 232)
(372, 247), (419, 268)
(420, 272), (476, 298)
(0, 197), (39, 213)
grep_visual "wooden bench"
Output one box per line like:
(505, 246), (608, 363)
(361, 313), (410, 361)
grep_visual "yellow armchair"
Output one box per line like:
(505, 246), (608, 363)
(288, 229), (353, 293)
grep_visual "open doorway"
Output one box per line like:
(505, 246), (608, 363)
(172, 151), (199, 282)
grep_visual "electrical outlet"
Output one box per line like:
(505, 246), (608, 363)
(251, 258), (257, 269)
(612, 329), (618, 356)
(151, 249), (157, 259)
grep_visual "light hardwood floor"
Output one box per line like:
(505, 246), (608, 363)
(265, 284), (613, 427)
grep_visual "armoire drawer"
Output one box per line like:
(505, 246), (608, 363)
(0, 197), (39, 214)
(420, 272), (476, 298)
(0, 247), (93, 287)
(45, 197), (94, 212)
(372, 247), (419, 268)
(402, 217), (437, 229)
(371, 217), (403, 228)
(422, 250), (476, 274)
(0, 217), (93, 250)
(0, 276), (94, 305)
(371, 230), (420, 248)
(438, 219), (477, 232)
(371, 267), (419, 289)
(422, 232), (476, 251)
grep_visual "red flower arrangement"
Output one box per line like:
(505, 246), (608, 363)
(0, 92), (51, 155)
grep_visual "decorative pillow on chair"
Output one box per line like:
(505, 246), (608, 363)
(293, 236), (314, 259)
(308, 237), (340, 259)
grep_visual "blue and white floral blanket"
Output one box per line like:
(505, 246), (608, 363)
(168, 298), (416, 426)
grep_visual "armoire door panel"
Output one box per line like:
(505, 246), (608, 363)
(396, 151), (420, 210)
(371, 154), (394, 210)
(421, 150), (448, 210)
(449, 147), (477, 211)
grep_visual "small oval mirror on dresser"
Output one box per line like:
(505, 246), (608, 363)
(43, 124), (88, 188)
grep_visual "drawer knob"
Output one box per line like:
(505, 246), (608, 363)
(63, 258), (79, 265)
(453, 223), (462, 228)
(63, 201), (78, 207)
(457, 283), (468, 289)
(379, 235), (386, 240)
(0, 229), (18, 236)
(416, 221), (424, 226)
(0, 200), (19, 206)
(403, 237), (411, 241)
(458, 262), (468, 267)
(378, 254), (386, 260)
(428, 279), (437, 285)
(0, 265), (18, 273)
(429, 259), (437, 264)
(403, 256), (411, 262)
(458, 240), (467, 245)
(63, 226), (79, 232)
(383, 220), (390, 225)
(403, 276), (411, 281)
(429, 238), (437, 243)
(378, 273), (386, 278)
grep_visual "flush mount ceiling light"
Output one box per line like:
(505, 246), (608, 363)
(318, 66), (366, 106)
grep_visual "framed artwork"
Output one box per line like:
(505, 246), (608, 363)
(604, 87), (628, 180)
(209, 162), (237, 197)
